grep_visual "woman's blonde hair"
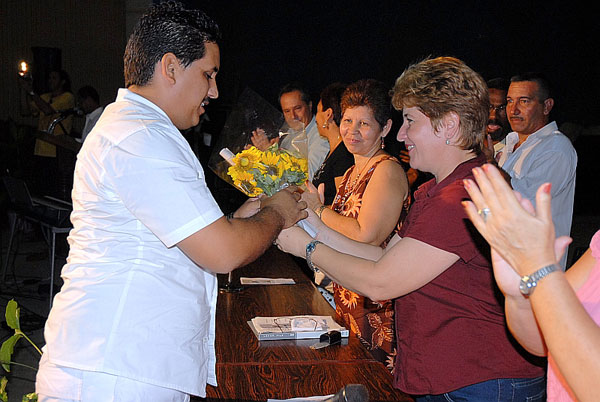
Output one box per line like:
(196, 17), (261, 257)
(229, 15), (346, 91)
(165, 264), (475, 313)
(391, 57), (488, 154)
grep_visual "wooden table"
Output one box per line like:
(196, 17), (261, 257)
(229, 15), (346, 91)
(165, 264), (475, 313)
(199, 246), (412, 402)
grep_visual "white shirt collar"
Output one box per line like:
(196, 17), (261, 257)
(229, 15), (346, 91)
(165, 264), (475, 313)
(504, 121), (558, 151)
(116, 88), (172, 122)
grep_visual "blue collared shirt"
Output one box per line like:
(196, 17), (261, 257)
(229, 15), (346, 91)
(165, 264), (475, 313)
(498, 122), (577, 268)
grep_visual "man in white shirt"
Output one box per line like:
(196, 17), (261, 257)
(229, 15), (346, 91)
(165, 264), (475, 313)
(251, 83), (330, 180)
(35, 3), (307, 401)
(497, 73), (577, 269)
(76, 85), (103, 142)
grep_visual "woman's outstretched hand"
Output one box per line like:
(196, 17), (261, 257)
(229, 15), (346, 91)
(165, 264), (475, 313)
(302, 180), (325, 212)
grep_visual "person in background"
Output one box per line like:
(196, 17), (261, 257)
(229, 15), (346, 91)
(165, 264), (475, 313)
(497, 72), (577, 269)
(464, 163), (600, 401)
(311, 82), (354, 205)
(19, 69), (75, 197)
(301, 79), (409, 371)
(277, 57), (546, 400)
(250, 83), (330, 180)
(76, 85), (103, 142)
(486, 77), (510, 157)
(35, 3), (306, 401)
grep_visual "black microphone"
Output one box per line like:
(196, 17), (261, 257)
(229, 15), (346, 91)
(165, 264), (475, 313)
(324, 384), (369, 402)
(59, 107), (84, 117)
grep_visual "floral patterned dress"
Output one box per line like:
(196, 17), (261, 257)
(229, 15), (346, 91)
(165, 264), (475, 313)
(331, 154), (408, 373)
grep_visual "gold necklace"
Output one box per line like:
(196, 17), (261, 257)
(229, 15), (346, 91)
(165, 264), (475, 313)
(335, 151), (382, 210)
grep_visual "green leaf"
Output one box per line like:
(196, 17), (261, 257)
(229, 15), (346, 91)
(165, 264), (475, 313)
(22, 393), (38, 402)
(1, 377), (8, 402)
(5, 300), (20, 331)
(0, 334), (22, 372)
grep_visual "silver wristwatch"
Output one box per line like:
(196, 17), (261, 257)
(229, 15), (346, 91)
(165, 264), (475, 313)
(306, 240), (323, 273)
(519, 264), (559, 296)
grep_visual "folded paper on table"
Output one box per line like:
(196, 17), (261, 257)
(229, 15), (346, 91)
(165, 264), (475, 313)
(240, 277), (296, 285)
(249, 315), (349, 340)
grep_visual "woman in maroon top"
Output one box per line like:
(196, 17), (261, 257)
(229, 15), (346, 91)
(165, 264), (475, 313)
(276, 57), (546, 401)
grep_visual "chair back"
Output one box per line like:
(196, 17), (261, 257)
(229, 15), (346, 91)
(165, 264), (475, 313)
(2, 176), (36, 209)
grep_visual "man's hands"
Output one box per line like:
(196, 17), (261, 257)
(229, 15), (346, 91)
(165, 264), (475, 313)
(260, 186), (308, 228)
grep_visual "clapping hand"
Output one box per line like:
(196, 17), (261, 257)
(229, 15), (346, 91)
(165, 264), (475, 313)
(462, 164), (571, 294)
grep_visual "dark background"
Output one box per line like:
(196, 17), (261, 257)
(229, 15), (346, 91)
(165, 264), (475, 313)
(185, 0), (598, 127)
(1, 1), (598, 216)
(179, 0), (599, 216)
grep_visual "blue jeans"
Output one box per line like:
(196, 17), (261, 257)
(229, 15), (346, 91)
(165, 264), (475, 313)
(415, 376), (546, 402)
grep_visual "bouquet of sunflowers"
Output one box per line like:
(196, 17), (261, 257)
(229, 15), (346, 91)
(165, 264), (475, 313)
(209, 87), (309, 197)
(222, 144), (308, 197)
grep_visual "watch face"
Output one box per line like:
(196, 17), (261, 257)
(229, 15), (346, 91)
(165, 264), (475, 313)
(519, 276), (532, 295)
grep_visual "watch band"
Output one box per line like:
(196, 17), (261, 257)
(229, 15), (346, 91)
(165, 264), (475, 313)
(519, 263), (559, 296)
(306, 240), (323, 273)
(315, 205), (327, 219)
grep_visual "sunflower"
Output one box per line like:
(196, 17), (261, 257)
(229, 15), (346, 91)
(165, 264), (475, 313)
(258, 151), (284, 177)
(228, 168), (262, 197)
(280, 153), (308, 174)
(233, 147), (262, 171)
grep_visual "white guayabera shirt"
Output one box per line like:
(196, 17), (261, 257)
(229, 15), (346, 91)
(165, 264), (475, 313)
(43, 89), (223, 397)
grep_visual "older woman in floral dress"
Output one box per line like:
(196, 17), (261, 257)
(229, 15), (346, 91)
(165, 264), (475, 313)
(302, 79), (409, 371)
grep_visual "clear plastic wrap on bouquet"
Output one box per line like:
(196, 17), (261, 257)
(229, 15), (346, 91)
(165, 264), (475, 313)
(208, 87), (309, 197)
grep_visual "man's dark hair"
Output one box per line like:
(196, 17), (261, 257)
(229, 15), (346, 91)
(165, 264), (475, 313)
(124, 1), (221, 87)
(319, 82), (347, 126)
(77, 85), (100, 104)
(277, 82), (312, 107)
(486, 77), (509, 92)
(510, 72), (552, 100)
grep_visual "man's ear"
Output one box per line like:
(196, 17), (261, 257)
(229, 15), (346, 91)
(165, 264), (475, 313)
(543, 98), (554, 115)
(159, 52), (179, 85)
